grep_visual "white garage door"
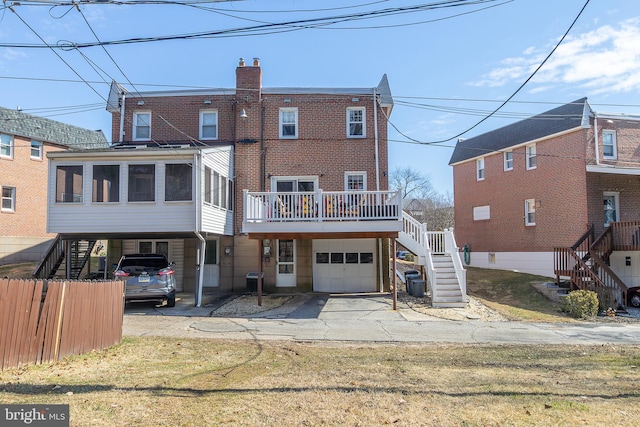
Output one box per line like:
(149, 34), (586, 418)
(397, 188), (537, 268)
(313, 239), (377, 293)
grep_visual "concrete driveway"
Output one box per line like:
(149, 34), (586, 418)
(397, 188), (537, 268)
(122, 292), (640, 345)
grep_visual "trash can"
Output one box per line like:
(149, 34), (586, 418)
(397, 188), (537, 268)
(405, 273), (420, 295)
(246, 272), (264, 292)
(411, 279), (426, 298)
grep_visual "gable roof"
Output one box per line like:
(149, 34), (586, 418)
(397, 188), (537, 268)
(0, 106), (108, 150)
(449, 98), (590, 165)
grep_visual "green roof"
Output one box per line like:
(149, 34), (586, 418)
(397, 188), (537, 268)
(0, 106), (108, 149)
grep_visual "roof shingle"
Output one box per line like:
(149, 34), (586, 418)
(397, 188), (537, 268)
(449, 98), (590, 165)
(0, 106), (108, 149)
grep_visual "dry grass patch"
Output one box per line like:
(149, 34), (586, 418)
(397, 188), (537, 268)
(2, 338), (640, 426)
(466, 267), (572, 322)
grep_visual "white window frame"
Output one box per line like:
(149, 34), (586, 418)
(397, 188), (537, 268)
(133, 111), (151, 141)
(279, 107), (298, 139)
(1, 186), (15, 212)
(503, 151), (513, 171)
(525, 199), (536, 226)
(345, 171), (366, 190)
(602, 130), (617, 160)
(347, 107), (366, 138)
(0, 133), (13, 159)
(603, 191), (619, 227)
(476, 158), (485, 181)
(199, 110), (218, 140)
(526, 144), (537, 170)
(56, 165), (84, 203)
(30, 140), (43, 160)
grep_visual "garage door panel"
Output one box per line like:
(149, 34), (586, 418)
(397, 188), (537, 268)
(313, 239), (376, 293)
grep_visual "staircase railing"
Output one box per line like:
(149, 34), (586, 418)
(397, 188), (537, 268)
(445, 229), (467, 300)
(554, 225), (593, 278)
(33, 235), (64, 279)
(555, 223), (629, 309)
(567, 249), (627, 309)
(33, 237), (96, 280)
(421, 229), (437, 302)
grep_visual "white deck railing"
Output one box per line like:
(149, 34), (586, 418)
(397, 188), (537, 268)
(244, 190), (401, 223)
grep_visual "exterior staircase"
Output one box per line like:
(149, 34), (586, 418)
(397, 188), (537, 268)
(33, 236), (97, 280)
(397, 212), (467, 308)
(554, 223), (631, 310)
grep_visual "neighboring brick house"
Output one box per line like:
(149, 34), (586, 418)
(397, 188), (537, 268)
(0, 107), (107, 264)
(42, 58), (422, 306)
(449, 98), (640, 306)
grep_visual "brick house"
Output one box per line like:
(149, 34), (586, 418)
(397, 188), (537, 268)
(41, 58), (467, 307)
(449, 98), (640, 307)
(0, 107), (107, 264)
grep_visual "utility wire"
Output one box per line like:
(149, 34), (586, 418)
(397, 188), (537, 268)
(8, 4), (106, 101)
(73, 2), (144, 97)
(389, 0), (592, 145)
(0, 0), (506, 48)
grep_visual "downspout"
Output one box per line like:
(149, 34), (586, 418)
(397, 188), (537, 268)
(119, 92), (126, 143)
(594, 114), (600, 166)
(194, 152), (205, 307)
(373, 88), (383, 292)
(373, 88), (380, 192)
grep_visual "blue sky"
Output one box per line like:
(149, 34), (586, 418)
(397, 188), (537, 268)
(2, 0), (640, 195)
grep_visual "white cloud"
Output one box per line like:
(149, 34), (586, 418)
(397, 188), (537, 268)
(2, 48), (27, 62)
(471, 18), (640, 95)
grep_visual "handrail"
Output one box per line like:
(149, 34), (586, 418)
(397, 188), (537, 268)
(445, 229), (467, 300)
(566, 248), (627, 308)
(421, 230), (437, 302)
(33, 235), (63, 279)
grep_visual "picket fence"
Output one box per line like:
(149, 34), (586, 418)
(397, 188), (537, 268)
(0, 279), (124, 371)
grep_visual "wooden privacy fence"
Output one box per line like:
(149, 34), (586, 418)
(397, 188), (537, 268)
(0, 279), (125, 371)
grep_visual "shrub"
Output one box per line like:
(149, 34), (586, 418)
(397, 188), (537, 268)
(404, 253), (414, 262)
(563, 290), (599, 319)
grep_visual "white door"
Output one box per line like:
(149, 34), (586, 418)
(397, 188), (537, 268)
(313, 239), (376, 293)
(203, 239), (219, 288)
(276, 239), (296, 287)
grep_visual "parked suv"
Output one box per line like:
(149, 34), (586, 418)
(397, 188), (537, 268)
(114, 253), (176, 307)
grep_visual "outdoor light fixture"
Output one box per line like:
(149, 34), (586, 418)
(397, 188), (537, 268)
(240, 108), (247, 119)
(137, 101), (144, 105)
(204, 100), (212, 105)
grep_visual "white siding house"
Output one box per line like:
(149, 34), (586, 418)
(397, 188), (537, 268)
(46, 145), (234, 304)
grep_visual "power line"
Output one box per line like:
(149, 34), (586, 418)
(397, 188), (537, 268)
(7, 4), (107, 101)
(387, 0), (592, 145)
(0, 0), (508, 48)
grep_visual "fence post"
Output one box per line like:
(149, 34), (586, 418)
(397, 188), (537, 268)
(53, 281), (67, 361)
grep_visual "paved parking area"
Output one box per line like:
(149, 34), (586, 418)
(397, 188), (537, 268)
(122, 292), (640, 345)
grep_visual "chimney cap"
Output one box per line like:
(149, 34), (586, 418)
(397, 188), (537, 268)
(239, 58), (245, 67)
(253, 58), (260, 67)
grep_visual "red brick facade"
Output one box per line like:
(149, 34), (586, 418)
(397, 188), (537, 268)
(111, 60), (390, 234)
(453, 116), (640, 254)
(0, 136), (61, 239)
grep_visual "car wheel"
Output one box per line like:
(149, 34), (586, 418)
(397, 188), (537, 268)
(630, 293), (640, 308)
(166, 296), (176, 307)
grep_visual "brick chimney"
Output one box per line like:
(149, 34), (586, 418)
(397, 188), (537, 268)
(236, 57), (262, 102)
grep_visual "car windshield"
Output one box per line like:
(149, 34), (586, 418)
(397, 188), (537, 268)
(119, 257), (168, 272)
